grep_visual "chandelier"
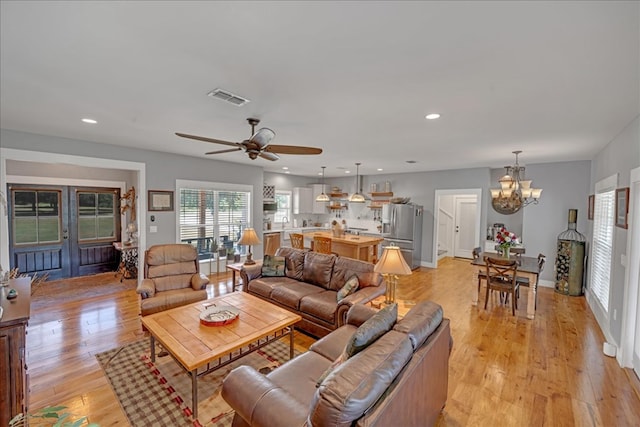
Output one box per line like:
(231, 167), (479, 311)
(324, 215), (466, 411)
(490, 150), (542, 215)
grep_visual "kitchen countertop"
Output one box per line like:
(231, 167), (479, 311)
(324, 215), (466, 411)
(302, 231), (383, 245)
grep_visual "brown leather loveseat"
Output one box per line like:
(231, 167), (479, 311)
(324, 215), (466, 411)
(222, 300), (451, 426)
(240, 247), (386, 337)
(136, 244), (209, 316)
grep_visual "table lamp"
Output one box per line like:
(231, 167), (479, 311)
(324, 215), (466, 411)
(374, 245), (412, 304)
(238, 227), (261, 265)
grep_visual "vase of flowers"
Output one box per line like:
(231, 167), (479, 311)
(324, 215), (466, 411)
(495, 227), (519, 258)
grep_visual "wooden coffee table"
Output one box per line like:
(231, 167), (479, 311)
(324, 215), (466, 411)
(141, 292), (301, 419)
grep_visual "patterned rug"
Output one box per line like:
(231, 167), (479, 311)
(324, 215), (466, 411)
(96, 337), (300, 426)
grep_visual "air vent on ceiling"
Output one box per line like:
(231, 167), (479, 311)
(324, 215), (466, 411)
(207, 88), (250, 107)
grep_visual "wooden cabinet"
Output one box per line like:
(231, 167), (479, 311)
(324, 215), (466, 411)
(1, 277), (31, 426)
(264, 232), (281, 256)
(293, 187), (313, 214)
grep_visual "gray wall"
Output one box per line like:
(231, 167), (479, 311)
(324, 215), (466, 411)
(588, 116), (640, 345)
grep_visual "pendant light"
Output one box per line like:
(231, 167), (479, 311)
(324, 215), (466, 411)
(349, 163), (366, 203)
(316, 166), (330, 202)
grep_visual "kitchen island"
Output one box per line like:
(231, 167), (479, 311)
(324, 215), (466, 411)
(302, 231), (383, 263)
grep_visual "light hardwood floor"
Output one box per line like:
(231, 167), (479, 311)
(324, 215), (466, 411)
(25, 257), (640, 426)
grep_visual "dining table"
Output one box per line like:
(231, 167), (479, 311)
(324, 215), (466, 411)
(302, 231), (383, 263)
(471, 252), (542, 319)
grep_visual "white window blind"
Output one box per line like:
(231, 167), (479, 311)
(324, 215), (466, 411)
(590, 183), (616, 311)
(179, 188), (250, 258)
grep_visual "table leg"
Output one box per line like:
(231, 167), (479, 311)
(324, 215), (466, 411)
(526, 272), (538, 320)
(232, 270), (237, 292)
(192, 370), (198, 420)
(471, 267), (480, 306)
(289, 327), (294, 359)
(150, 335), (156, 362)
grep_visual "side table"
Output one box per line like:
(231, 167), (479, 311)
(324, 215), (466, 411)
(113, 242), (138, 282)
(369, 296), (414, 318)
(226, 262), (246, 292)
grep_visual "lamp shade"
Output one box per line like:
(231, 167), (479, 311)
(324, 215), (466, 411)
(374, 246), (412, 275)
(238, 228), (261, 246)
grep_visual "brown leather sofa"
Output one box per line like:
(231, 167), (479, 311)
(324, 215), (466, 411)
(222, 300), (451, 427)
(240, 247), (386, 337)
(136, 244), (209, 316)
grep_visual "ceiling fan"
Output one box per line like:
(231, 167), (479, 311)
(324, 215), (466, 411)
(176, 118), (322, 161)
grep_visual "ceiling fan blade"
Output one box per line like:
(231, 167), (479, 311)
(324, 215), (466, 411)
(265, 145), (323, 155)
(259, 151), (280, 161)
(205, 147), (242, 155)
(250, 128), (275, 148)
(175, 132), (239, 147)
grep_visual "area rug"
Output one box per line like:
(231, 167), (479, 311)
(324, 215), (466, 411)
(96, 337), (300, 426)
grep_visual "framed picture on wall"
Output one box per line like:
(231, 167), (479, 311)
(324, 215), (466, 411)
(148, 190), (174, 212)
(615, 187), (629, 229)
(588, 195), (594, 220)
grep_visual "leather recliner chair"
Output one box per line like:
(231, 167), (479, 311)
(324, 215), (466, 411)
(136, 244), (209, 316)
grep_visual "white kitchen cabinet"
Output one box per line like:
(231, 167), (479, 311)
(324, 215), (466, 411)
(310, 184), (328, 214)
(293, 187), (313, 214)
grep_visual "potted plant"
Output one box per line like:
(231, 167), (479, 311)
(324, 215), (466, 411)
(226, 247), (236, 264)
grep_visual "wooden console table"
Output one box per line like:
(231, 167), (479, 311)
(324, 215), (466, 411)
(0, 277), (31, 426)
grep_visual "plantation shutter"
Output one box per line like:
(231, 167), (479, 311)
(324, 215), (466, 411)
(590, 175), (617, 311)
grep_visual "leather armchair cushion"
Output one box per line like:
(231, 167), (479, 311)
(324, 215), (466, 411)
(152, 273), (196, 293)
(267, 351), (332, 406)
(146, 244), (198, 266)
(275, 247), (306, 280)
(393, 300), (443, 350)
(309, 330), (413, 426)
(329, 257), (381, 291)
(140, 288), (208, 316)
(299, 291), (339, 323)
(302, 251), (336, 288)
(271, 281), (325, 310)
(147, 261), (197, 279)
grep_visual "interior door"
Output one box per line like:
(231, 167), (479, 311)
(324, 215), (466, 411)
(453, 196), (477, 259)
(8, 184), (120, 280)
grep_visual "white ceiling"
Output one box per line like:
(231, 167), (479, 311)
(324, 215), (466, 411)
(1, 1), (638, 177)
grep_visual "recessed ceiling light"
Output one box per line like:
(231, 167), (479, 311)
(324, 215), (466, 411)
(377, 168), (383, 171)
(82, 118), (97, 124)
(284, 171), (290, 174)
(345, 170), (351, 174)
(425, 113), (440, 120)
(318, 172), (322, 176)
(282, 167), (289, 170)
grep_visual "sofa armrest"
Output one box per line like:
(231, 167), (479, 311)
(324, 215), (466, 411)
(240, 263), (263, 291)
(222, 365), (309, 427)
(191, 273), (210, 290)
(344, 304), (378, 327)
(136, 279), (156, 299)
(336, 284), (387, 327)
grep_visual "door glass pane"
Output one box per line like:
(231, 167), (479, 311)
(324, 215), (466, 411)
(12, 190), (61, 244)
(78, 191), (116, 241)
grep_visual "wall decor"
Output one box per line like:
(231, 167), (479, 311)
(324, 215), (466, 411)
(588, 195), (594, 220)
(615, 187), (629, 229)
(148, 190), (174, 212)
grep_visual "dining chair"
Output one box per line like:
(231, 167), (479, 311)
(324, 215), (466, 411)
(313, 236), (333, 255)
(472, 247), (487, 295)
(515, 253), (545, 309)
(290, 233), (306, 250)
(484, 256), (520, 316)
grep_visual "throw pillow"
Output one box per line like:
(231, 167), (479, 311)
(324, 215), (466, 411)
(344, 303), (398, 358)
(261, 255), (286, 277)
(336, 275), (359, 302)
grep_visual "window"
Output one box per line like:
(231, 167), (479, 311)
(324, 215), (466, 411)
(77, 191), (117, 241)
(12, 189), (62, 245)
(274, 190), (291, 225)
(590, 175), (617, 312)
(179, 186), (251, 259)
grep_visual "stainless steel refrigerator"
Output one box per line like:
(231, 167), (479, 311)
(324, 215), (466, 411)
(381, 203), (423, 269)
